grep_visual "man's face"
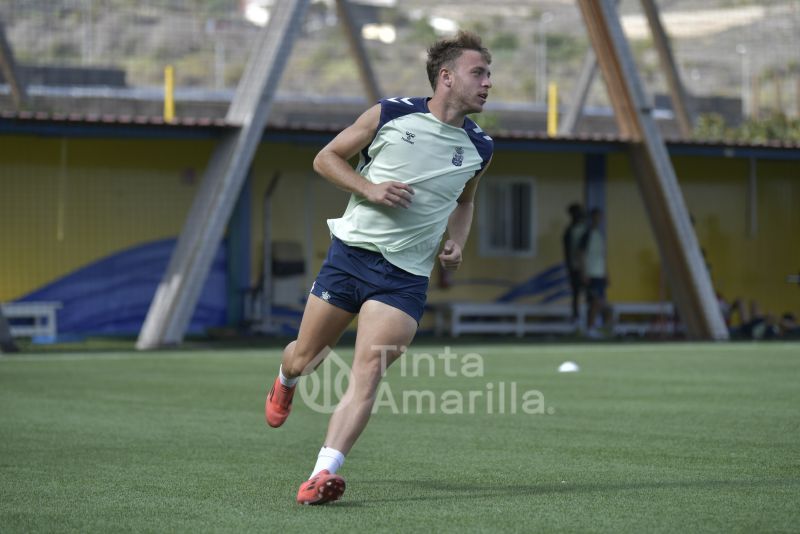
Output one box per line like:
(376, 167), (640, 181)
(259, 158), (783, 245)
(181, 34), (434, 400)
(446, 49), (492, 114)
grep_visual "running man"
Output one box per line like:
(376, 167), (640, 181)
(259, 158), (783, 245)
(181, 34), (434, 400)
(265, 30), (494, 505)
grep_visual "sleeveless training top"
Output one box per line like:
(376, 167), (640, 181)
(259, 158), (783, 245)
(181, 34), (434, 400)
(328, 97), (494, 276)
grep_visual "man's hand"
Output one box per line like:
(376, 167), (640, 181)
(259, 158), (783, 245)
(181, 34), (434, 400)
(438, 239), (463, 271)
(364, 181), (414, 208)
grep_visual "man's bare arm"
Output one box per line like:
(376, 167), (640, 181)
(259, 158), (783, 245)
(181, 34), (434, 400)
(438, 156), (493, 270)
(313, 104), (414, 208)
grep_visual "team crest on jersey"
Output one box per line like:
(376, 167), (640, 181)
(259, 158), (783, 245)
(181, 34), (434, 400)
(451, 146), (464, 167)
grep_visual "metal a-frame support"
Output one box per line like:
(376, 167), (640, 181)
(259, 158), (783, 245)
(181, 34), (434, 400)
(640, 0), (694, 137)
(0, 22), (26, 110)
(562, 0), (693, 137)
(136, 0), (310, 349)
(335, 0), (383, 103)
(577, 0), (728, 339)
(559, 47), (599, 135)
(560, 0), (619, 135)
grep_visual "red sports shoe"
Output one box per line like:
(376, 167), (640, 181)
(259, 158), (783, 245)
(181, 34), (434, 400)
(296, 470), (346, 505)
(265, 377), (296, 428)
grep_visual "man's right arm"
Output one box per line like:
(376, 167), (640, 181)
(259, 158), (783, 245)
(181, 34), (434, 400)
(313, 104), (414, 209)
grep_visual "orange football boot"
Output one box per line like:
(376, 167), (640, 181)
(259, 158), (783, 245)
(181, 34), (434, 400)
(296, 470), (346, 505)
(265, 377), (296, 428)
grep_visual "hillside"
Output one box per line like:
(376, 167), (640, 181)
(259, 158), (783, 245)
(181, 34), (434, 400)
(0, 0), (797, 123)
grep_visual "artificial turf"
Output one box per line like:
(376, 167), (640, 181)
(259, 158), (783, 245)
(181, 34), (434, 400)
(1, 342), (798, 532)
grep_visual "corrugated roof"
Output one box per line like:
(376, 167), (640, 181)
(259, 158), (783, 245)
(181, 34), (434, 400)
(0, 110), (230, 128)
(1, 110), (799, 152)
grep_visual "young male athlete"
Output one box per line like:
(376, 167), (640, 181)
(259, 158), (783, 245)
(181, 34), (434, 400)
(265, 30), (494, 505)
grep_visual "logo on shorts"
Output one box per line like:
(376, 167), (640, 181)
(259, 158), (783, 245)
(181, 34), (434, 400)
(451, 146), (464, 167)
(402, 131), (416, 144)
(321, 290), (331, 301)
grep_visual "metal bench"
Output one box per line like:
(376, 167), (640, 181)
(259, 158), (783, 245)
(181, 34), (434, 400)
(433, 302), (578, 337)
(610, 301), (676, 337)
(1, 302), (62, 340)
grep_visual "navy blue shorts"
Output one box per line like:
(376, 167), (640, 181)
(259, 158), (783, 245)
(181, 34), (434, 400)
(310, 237), (429, 323)
(587, 277), (607, 302)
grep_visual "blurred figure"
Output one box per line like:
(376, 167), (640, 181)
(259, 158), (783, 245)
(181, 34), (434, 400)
(778, 312), (800, 339)
(0, 307), (20, 353)
(580, 208), (610, 337)
(562, 202), (586, 324)
(728, 299), (800, 340)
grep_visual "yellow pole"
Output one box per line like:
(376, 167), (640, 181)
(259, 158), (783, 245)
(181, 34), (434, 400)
(164, 65), (175, 123)
(547, 81), (558, 137)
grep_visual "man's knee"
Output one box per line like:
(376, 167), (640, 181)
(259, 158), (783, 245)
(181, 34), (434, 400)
(348, 347), (400, 394)
(282, 340), (334, 376)
(282, 340), (297, 359)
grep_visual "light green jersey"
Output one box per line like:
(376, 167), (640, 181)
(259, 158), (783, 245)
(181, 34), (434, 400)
(328, 97), (494, 276)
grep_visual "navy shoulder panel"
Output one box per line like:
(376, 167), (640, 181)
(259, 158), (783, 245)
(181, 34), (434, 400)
(379, 97), (428, 128)
(463, 116), (494, 171)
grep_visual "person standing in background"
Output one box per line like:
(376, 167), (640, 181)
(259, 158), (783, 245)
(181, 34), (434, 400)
(580, 208), (609, 337)
(562, 202), (586, 326)
(0, 306), (20, 353)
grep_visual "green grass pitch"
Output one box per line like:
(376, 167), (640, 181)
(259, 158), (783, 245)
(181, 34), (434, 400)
(1, 341), (798, 532)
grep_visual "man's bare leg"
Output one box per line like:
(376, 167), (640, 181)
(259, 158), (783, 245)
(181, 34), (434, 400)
(281, 295), (356, 378)
(294, 300), (417, 504)
(323, 299), (418, 455)
(265, 295), (354, 428)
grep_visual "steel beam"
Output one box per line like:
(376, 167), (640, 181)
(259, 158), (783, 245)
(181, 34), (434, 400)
(335, 0), (382, 103)
(559, 48), (598, 135)
(0, 22), (26, 109)
(137, 0), (310, 349)
(577, 0), (728, 339)
(640, 0), (694, 137)
(560, 0), (619, 135)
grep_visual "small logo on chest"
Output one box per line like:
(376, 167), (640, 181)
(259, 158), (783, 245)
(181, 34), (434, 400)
(402, 131), (416, 144)
(451, 146), (464, 167)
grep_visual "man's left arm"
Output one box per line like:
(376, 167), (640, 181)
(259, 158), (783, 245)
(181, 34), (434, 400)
(438, 157), (493, 270)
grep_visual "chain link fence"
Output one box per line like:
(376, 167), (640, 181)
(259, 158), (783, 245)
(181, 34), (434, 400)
(1, 1), (798, 131)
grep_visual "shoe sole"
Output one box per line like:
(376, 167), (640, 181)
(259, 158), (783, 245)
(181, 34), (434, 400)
(298, 476), (346, 505)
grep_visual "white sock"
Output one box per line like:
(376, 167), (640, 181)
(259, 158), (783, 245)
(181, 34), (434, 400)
(310, 446), (345, 477)
(279, 365), (299, 387)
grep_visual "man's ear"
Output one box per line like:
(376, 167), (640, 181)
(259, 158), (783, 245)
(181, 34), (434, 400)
(440, 68), (452, 88)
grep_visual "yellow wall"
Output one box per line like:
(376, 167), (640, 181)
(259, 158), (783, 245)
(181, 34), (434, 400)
(605, 153), (663, 303)
(1, 132), (798, 319)
(0, 136), (213, 300)
(605, 153), (800, 316)
(686, 157), (800, 315)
